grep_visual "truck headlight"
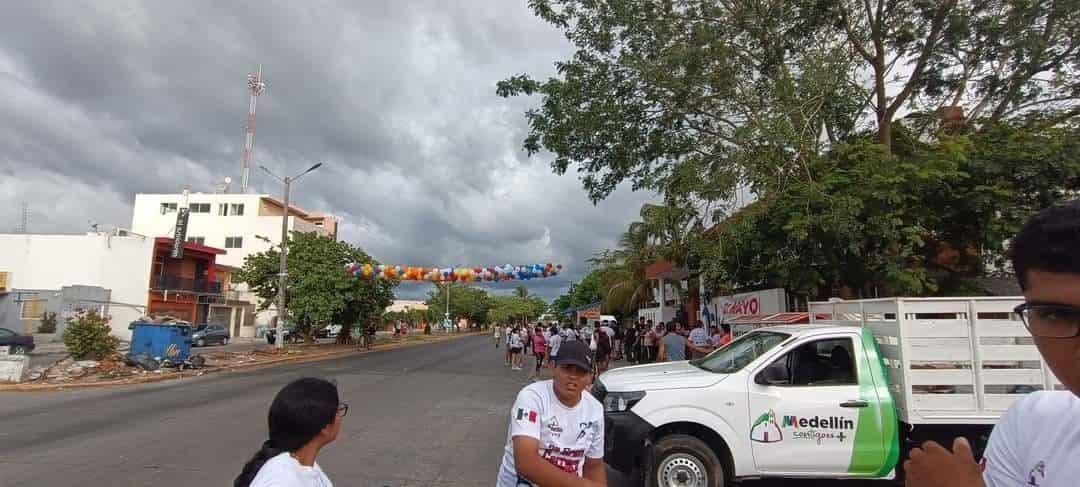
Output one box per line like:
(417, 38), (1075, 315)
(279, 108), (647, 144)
(603, 391), (646, 413)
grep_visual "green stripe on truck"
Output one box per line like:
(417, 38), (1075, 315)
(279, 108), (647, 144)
(847, 327), (900, 476)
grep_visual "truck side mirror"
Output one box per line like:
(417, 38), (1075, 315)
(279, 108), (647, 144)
(756, 362), (789, 386)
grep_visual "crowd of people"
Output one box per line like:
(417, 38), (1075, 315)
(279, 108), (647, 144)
(619, 317), (732, 365)
(492, 315), (736, 382)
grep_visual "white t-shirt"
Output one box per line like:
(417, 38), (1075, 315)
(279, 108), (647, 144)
(548, 333), (563, 357)
(600, 325), (615, 338)
(983, 391), (1080, 487)
(496, 380), (604, 487)
(250, 452), (333, 487)
(509, 332), (524, 349)
(688, 327), (711, 347)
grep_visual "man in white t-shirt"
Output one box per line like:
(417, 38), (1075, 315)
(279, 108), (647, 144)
(547, 326), (563, 367)
(687, 322), (712, 359)
(561, 324), (578, 342)
(496, 340), (606, 487)
(509, 327), (526, 371)
(904, 201), (1080, 487)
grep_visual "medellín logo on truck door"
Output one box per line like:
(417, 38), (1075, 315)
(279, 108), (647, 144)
(751, 409), (854, 445)
(750, 410), (783, 443)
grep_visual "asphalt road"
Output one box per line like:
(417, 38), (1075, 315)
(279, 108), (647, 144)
(1, 335), (875, 486)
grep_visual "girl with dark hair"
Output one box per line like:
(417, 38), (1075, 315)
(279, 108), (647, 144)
(235, 377), (347, 487)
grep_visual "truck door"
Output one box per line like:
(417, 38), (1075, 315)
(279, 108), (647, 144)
(748, 333), (894, 476)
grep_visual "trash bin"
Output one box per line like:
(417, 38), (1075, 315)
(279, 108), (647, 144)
(128, 322), (193, 363)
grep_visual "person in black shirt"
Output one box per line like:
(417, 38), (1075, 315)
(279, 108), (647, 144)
(623, 325), (638, 364)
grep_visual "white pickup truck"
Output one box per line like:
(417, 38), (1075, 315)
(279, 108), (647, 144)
(596, 297), (1062, 486)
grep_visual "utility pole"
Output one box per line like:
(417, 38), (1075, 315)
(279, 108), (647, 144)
(261, 162), (322, 348)
(276, 176), (290, 346)
(445, 282), (451, 333)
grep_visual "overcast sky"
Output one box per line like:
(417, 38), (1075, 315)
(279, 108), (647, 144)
(0, 1), (653, 300)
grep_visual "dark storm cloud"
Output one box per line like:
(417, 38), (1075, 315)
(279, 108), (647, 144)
(0, 1), (653, 300)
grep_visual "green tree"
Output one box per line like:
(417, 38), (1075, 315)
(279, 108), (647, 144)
(236, 231), (396, 341)
(499, 0), (1080, 205)
(488, 294), (549, 325)
(695, 123), (1080, 298)
(514, 285), (530, 298)
(551, 293), (573, 315)
(568, 270), (604, 308)
(425, 283), (491, 326)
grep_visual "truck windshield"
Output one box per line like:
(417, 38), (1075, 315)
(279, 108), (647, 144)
(691, 331), (789, 373)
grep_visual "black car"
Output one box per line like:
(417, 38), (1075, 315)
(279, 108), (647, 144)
(191, 324), (230, 347)
(0, 327), (35, 354)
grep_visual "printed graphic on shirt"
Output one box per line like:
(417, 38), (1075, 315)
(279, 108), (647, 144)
(516, 408), (537, 424)
(1027, 461), (1046, 487)
(546, 416), (563, 437)
(540, 444), (588, 474)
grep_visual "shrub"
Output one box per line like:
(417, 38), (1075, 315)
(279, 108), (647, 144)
(62, 310), (120, 360)
(38, 311), (58, 334)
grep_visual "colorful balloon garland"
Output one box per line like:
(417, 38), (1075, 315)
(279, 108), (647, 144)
(345, 262), (562, 282)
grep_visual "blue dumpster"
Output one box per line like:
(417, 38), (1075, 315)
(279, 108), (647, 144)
(129, 322), (193, 363)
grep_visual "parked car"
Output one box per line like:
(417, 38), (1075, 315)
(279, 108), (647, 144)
(265, 324), (300, 345)
(191, 324), (230, 347)
(314, 324), (343, 339)
(0, 327), (35, 354)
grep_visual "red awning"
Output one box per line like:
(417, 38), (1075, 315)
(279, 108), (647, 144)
(727, 312), (811, 325)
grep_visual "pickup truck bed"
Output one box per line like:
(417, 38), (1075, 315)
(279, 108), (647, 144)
(810, 297), (1063, 425)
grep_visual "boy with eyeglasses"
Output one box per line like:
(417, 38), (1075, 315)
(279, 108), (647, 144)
(904, 201), (1080, 487)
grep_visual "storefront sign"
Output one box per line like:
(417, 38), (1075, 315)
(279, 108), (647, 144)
(171, 208), (190, 259)
(711, 288), (787, 320)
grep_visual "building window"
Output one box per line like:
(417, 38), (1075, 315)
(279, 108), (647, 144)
(217, 203), (244, 216)
(189, 203), (211, 213)
(314, 222), (323, 226)
(225, 236), (243, 249)
(187, 236), (205, 245)
(20, 295), (44, 320)
(160, 202), (178, 214)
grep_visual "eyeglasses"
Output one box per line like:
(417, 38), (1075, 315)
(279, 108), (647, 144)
(337, 403), (349, 418)
(1014, 303), (1080, 338)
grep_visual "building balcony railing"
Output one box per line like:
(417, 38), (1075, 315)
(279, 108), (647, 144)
(152, 275), (223, 294)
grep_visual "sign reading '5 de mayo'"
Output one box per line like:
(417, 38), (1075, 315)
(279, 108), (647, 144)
(711, 288), (787, 318)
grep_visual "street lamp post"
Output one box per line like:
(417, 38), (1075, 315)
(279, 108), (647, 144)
(260, 162), (322, 349)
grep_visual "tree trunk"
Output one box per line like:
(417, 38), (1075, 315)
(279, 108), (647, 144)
(878, 116), (892, 154)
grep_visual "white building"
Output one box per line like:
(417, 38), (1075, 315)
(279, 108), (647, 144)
(0, 233), (154, 337)
(130, 193), (339, 335)
(386, 300), (428, 313)
(130, 193), (338, 269)
(0, 232), (245, 339)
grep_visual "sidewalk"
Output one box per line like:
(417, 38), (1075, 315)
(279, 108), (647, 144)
(6, 331), (485, 390)
(28, 334), (67, 354)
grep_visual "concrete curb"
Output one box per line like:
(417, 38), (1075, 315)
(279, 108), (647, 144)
(0, 332), (484, 392)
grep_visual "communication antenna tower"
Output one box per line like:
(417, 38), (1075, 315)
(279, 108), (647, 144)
(239, 65), (266, 193)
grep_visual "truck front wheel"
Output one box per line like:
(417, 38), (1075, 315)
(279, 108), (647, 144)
(648, 434), (726, 487)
